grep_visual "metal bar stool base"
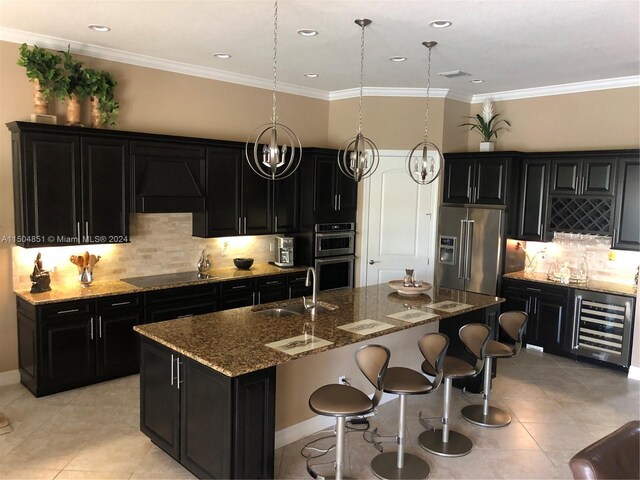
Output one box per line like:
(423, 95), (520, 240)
(371, 452), (430, 480)
(461, 404), (511, 428)
(418, 429), (473, 457)
(306, 461), (353, 480)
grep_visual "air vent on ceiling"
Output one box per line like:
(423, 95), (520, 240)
(437, 70), (471, 78)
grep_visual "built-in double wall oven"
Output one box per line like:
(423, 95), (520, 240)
(314, 223), (355, 291)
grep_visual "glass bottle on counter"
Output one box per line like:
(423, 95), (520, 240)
(559, 262), (571, 284)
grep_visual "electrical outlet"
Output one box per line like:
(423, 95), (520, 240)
(338, 375), (346, 384)
(221, 241), (228, 257)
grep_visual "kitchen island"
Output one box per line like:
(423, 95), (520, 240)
(134, 284), (504, 479)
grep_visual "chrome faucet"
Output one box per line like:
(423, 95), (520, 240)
(303, 267), (317, 311)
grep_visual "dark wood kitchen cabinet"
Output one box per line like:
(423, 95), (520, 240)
(16, 293), (142, 397)
(300, 148), (357, 225)
(192, 145), (272, 237)
(612, 155), (640, 250)
(140, 337), (275, 479)
(501, 279), (571, 356)
(8, 122), (129, 247)
(218, 274), (291, 310)
(144, 283), (219, 324)
(550, 156), (616, 196)
(272, 169), (300, 233)
(443, 153), (516, 206)
(515, 158), (550, 241)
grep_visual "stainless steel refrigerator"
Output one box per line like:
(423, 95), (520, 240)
(436, 206), (504, 296)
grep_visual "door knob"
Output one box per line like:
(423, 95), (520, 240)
(368, 260), (380, 265)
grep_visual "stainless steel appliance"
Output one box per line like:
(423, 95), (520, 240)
(274, 236), (294, 267)
(313, 223), (355, 291)
(572, 290), (635, 367)
(436, 206), (504, 296)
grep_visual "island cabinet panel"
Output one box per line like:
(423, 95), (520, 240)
(139, 337), (276, 479)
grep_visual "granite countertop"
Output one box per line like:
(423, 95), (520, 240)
(503, 271), (638, 297)
(15, 263), (309, 305)
(134, 284), (504, 378)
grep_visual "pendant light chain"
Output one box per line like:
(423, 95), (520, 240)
(423, 44), (432, 144)
(271, 0), (278, 125)
(357, 21), (365, 134)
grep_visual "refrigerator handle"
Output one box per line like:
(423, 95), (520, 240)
(464, 220), (474, 280)
(572, 295), (582, 350)
(457, 220), (466, 279)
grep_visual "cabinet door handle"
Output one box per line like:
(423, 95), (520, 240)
(612, 228), (617, 247)
(572, 295), (583, 349)
(243, 217), (247, 234)
(77, 222), (81, 244)
(257, 292), (261, 304)
(57, 308), (80, 314)
(338, 194), (341, 210)
(473, 186), (477, 202)
(231, 285), (247, 290)
(85, 221), (89, 241)
(98, 316), (102, 338)
(265, 280), (280, 285)
(252, 292), (256, 306)
(288, 286), (292, 299)
(533, 297), (538, 315)
(177, 314), (193, 319)
(274, 215), (278, 232)
(111, 301), (131, 306)
(525, 287), (542, 292)
(238, 217), (242, 235)
(90, 317), (94, 340)
(170, 354), (175, 386)
(176, 358), (182, 389)
(538, 222), (543, 236)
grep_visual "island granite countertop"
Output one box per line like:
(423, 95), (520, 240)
(15, 263), (309, 305)
(134, 284), (504, 378)
(503, 271), (638, 297)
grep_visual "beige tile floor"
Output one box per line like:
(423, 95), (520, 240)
(0, 349), (638, 479)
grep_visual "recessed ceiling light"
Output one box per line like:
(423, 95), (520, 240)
(471, 79), (485, 84)
(304, 73), (319, 78)
(429, 20), (452, 29)
(87, 24), (111, 32)
(389, 56), (407, 62)
(213, 53), (232, 59)
(297, 29), (318, 37)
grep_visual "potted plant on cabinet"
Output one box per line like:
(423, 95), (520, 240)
(55, 49), (91, 126)
(17, 43), (63, 116)
(459, 99), (511, 151)
(84, 68), (119, 128)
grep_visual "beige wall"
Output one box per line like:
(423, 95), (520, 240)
(467, 88), (640, 152)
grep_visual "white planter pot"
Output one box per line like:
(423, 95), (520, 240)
(479, 141), (495, 152)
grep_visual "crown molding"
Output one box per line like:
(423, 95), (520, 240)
(0, 27), (330, 100)
(329, 87), (450, 101)
(4, 27), (637, 105)
(471, 76), (640, 103)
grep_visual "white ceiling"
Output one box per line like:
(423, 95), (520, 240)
(1, 0), (639, 100)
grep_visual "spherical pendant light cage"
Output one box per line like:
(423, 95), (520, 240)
(245, 0), (301, 181)
(407, 41), (442, 185)
(337, 18), (379, 183)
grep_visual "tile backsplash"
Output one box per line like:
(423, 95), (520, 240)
(514, 233), (640, 285)
(13, 213), (282, 290)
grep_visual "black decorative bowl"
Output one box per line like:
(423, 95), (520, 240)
(233, 258), (254, 269)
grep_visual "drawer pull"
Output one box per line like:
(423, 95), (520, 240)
(525, 287), (542, 292)
(111, 301), (131, 306)
(265, 280), (280, 285)
(57, 308), (80, 314)
(231, 285), (247, 290)
(177, 314), (194, 319)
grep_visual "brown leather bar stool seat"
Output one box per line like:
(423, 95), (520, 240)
(365, 333), (449, 480)
(418, 323), (491, 457)
(307, 345), (390, 480)
(461, 311), (528, 428)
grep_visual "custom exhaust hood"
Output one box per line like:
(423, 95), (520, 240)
(132, 143), (206, 213)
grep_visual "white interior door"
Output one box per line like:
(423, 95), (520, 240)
(361, 151), (438, 286)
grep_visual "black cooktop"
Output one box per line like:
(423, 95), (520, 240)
(121, 271), (219, 288)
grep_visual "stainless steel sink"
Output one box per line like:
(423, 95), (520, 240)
(283, 303), (332, 314)
(255, 308), (301, 318)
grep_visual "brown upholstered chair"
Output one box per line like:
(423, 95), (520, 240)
(362, 333), (449, 480)
(462, 310), (528, 427)
(418, 323), (491, 457)
(307, 344), (390, 480)
(569, 420), (639, 480)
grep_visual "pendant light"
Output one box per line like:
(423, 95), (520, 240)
(407, 41), (442, 185)
(337, 19), (379, 183)
(245, 0), (301, 180)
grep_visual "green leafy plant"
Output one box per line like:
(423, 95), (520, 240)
(459, 100), (511, 141)
(55, 47), (91, 100)
(84, 68), (119, 125)
(16, 43), (63, 100)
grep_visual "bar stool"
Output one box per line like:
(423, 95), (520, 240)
(418, 323), (491, 457)
(461, 311), (528, 427)
(364, 333), (449, 480)
(308, 344), (390, 480)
